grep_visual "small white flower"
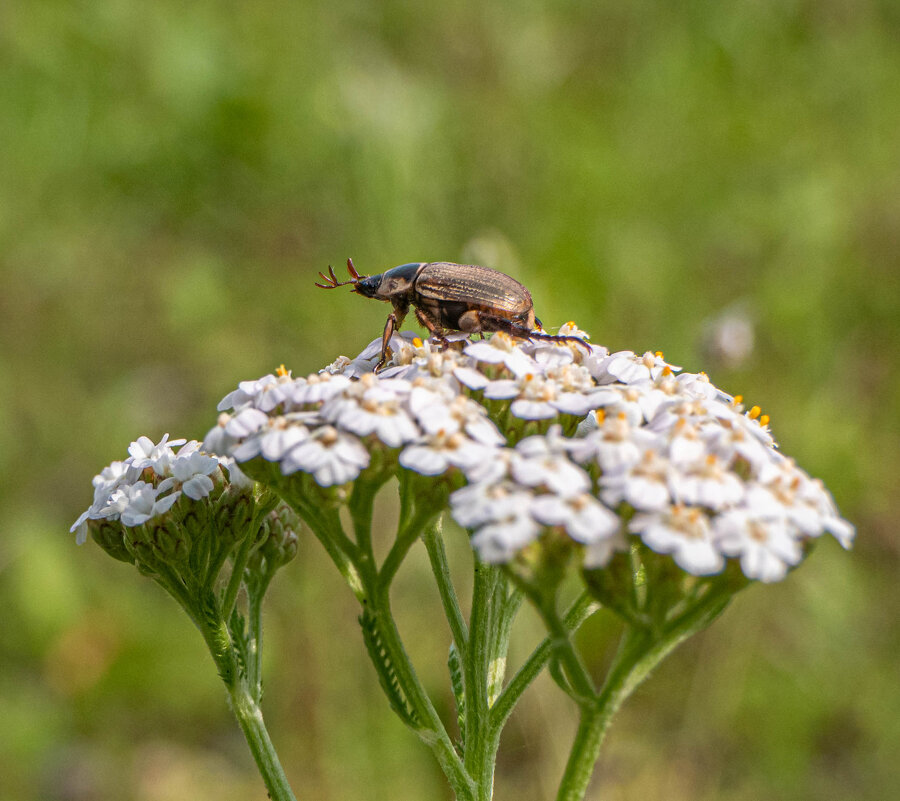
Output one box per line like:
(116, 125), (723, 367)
(170, 451), (221, 500)
(631, 505), (724, 575)
(280, 425), (370, 486)
(259, 416), (312, 460)
(465, 332), (539, 377)
(569, 411), (650, 473)
(202, 413), (236, 456)
(110, 482), (182, 527)
(521, 321), (593, 368)
(400, 430), (498, 477)
(338, 332), (421, 377)
(668, 454), (745, 510)
(470, 505), (542, 563)
(590, 350), (679, 386)
(482, 374), (562, 420)
(531, 493), (620, 545)
(451, 482), (533, 529)
(755, 459), (855, 548)
(713, 507), (801, 582)
(675, 371), (731, 403)
(453, 365), (492, 390)
(225, 407), (270, 439)
(292, 373), (353, 405)
(512, 430), (592, 497)
(323, 375), (419, 448)
(588, 385), (647, 427)
(382, 334), (469, 380)
(128, 433), (186, 475)
(91, 460), (141, 505)
(698, 409), (775, 472)
(217, 374), (280, 412)
(413, 393), (505, 447)
(601, 449), (672, 512)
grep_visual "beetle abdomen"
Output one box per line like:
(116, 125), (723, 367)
(414, 262), (533, 320)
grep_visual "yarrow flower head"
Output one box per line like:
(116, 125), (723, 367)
(71, 434), (290, 583)
(204, 323), (854, 592)
(70, 435), (234, 545)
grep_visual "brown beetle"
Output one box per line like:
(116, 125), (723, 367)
(316, 259), (588, 371)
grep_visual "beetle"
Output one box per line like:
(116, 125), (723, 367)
(315, 259), (589, 371)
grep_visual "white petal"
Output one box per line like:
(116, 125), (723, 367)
(399, 446), (449, 476)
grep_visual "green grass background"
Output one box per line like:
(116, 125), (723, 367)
(2, 1), (898, 799)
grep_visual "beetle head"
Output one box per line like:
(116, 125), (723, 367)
(353, 274), (383, 298)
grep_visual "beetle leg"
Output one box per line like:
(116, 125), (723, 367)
(528, 331), (592, 353)
(375, 307), (407, 372)
(474, 312), (535, 339)
(475, 312), (591, 352)
(414, 308), (450, 349)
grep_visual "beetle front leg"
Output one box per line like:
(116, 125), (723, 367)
(375, 307), (407, 372)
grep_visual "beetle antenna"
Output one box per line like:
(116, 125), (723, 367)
(315, 262), (365, 289)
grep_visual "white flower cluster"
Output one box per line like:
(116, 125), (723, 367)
(205, 335), (508, 486)
(449, 336), (854, 582)
(71, 434), (245, 545)
(206, 325), (854, 583)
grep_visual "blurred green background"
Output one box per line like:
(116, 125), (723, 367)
(2, 1), (898, 799)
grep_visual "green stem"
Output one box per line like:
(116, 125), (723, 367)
(537, 594), (597, 703)
(423, 517), (469, 659)
(464, 561), (502, 800)
(192, 586), (296, 801)
(222, 526), (257, 621)
(246, 577), (269, 703)
(490, 592), (598, 734)
(341, 477), (475, 801)
(295, 502), (365, 601)
(556, 587), (733, 801)
(378, 506), (438, 593)
(229, 683), (298, 801)
(367, 582), (476, 801)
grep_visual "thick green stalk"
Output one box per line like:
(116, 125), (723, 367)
(228, 683), (298, 801)
(423, 518), (469, 658)
(490, 593), (598, 734)
(555, 588), (734, 801)
(536, 595), (597, 703)
(246, 582), (267, 703)
(339, 478), (476, 801)
(191, 588), (296, 801)
(463, 562), (503, 800)
(366, 576), (476, 801)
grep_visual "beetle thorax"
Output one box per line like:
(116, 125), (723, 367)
(369, 263), (424, 301)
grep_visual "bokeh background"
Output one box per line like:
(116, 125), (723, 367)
(2, 1), (899, 799)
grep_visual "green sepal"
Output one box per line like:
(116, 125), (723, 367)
(90, 520), (135, 564)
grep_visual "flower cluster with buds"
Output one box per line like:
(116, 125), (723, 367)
(71, 433), (296, 585)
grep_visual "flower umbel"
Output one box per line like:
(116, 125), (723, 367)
(74, 318), (855, 801)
